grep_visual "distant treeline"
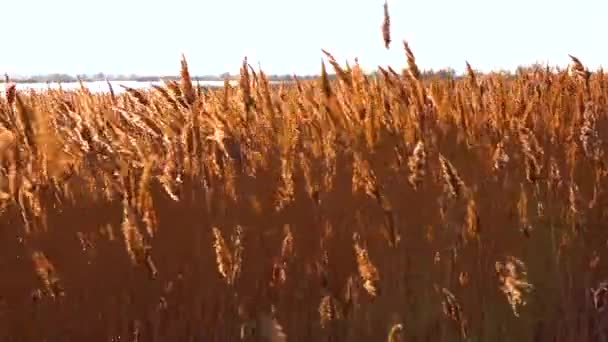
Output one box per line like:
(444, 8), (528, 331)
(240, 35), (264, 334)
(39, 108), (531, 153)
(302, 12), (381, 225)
(2, 72), (335, 84)
(1, 73), (310, 84)
(1, 66), (557, 84)
(0, 69), (457, 83)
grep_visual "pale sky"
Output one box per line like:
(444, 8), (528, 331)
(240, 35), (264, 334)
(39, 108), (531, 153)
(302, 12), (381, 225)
(2, 0), (606, 76)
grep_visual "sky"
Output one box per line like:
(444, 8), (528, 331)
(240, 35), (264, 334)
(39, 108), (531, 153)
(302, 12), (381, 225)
(2, 0), (607, 77)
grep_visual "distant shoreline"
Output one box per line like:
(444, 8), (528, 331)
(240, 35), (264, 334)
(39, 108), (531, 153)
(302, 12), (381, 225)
(0, 75), (319, 84)
(0, 79), (286, 93)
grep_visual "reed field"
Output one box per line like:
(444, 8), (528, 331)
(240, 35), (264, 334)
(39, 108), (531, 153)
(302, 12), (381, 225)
(2, 11), (608, 340)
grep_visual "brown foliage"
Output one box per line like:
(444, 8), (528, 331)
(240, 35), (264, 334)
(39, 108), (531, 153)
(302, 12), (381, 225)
(1, 48), (608, 341)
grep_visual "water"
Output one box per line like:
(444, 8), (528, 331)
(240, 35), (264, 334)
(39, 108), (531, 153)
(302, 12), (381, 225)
(0, 80), (239, 94)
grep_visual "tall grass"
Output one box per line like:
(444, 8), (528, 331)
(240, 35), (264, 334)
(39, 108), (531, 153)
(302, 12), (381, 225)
(0, 44), (607, 341)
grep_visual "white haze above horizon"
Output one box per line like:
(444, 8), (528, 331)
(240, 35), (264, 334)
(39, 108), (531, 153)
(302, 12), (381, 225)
(2, 0), (607, 77)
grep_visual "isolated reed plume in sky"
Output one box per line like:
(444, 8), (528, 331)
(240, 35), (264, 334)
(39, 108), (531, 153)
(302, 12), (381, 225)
(382, 0), (391, 49)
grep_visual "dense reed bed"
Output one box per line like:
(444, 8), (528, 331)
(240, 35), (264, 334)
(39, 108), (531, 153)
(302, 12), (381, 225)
(1, 48), (608, 341)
